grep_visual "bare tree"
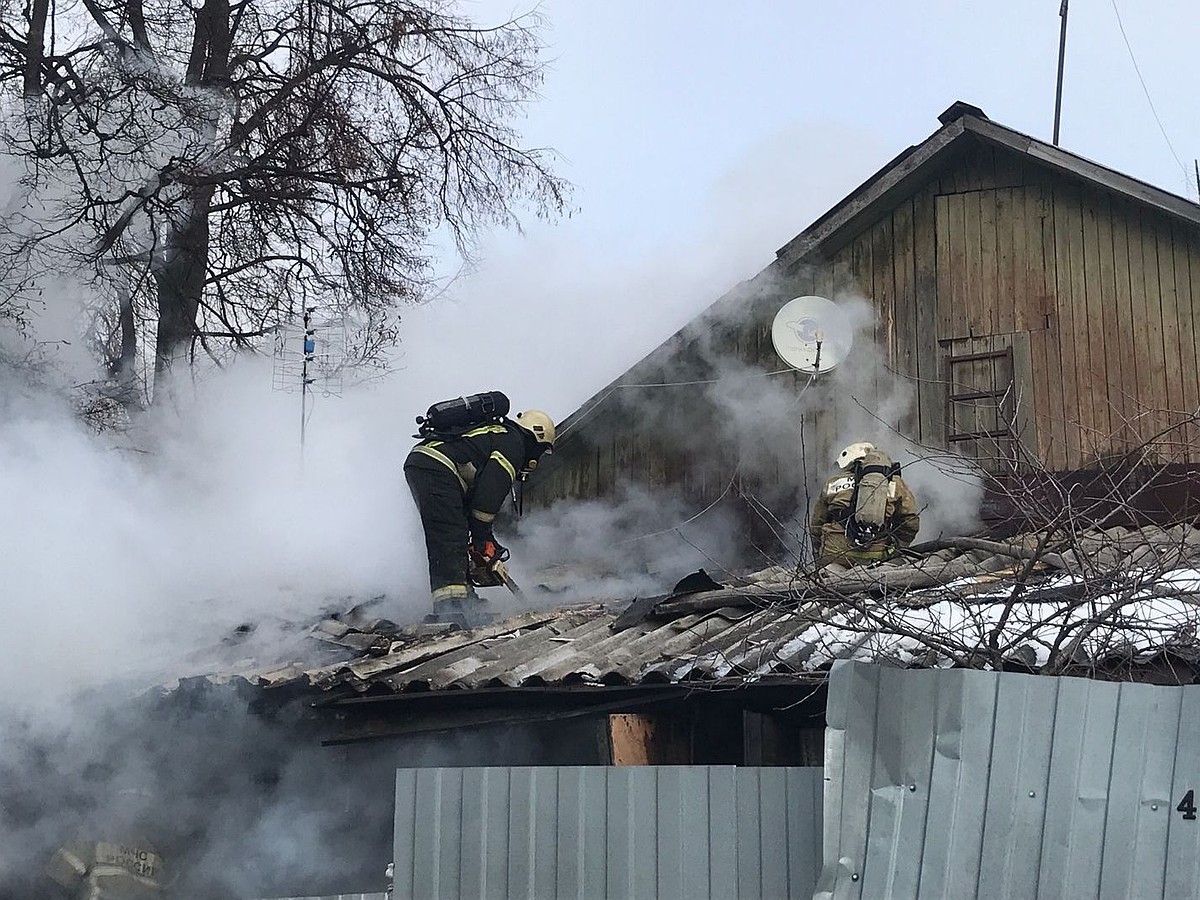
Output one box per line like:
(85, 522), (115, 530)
(0, 0), (567, 396)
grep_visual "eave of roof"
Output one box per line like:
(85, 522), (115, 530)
(775, 103), (1200, 266)
(544, 103), (1200, 449)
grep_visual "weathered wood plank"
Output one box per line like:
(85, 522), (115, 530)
(992, 146), (1023, 189)
(1011, 329), (1038, 462)
(1031, 185), (1067, 468)
(961, 142), (995, 193)
(893, 199), (918, 440)
(1157, 218), (1185, 461)
(936, 194), (957, 340)
(1108, 200), (1135, 456)
(944, 339), (971, 461)
(872, 215), (895, 421)
(814, 254), (835, 301)
(964, 190), (984, 337)
(794, 265), (817, 296)
(1094, 192), (1122, 459)
(1140, 212), (1168, 457)
(973, 190), (1001, 466)
(1051, 181), (1082, 468)
(1124, 207), (1153, 451)
(1170, 225), (1199, 458)
(980, 188), (1000, 336)
(914, 189), (941, 448)
(974, 335), (997, 466)
(1184, 232), (1200, 459)
(995, 187), (1017, 334)
(831, 242), (855, 303)
(1080, 188), (1109, 456)
(1062, 185), (1093, 463)
(1014, 187), (1040, 334)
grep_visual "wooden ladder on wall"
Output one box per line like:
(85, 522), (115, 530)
(943, 345), (1017, 469)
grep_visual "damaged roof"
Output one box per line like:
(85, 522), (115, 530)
(173, 523), (1200, 698)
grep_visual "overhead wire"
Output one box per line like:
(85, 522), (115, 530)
(1108, 0), (1193, 197)
(555, 366), (799, 444)
(614, 371), (820, 572)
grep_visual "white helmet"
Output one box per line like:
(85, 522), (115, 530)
(516, 409), (556, 448)
(836, 441), (876, 470)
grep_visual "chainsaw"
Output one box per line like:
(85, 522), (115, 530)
(468, 543), (525, 599)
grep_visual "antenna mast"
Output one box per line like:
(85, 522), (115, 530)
(273, 307), (347, 453)
(301, 305), (315, 449)
(1053, 0), (1069, 145)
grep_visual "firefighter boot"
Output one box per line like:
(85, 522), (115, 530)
(424, 590), (495, 629)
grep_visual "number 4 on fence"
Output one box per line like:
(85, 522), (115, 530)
(1178, 790), (1197, 820)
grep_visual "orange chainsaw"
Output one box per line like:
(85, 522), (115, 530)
(468, 542), (524, 598)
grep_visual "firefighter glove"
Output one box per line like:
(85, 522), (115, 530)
(471, 537), (507, 564)
(470, 519), (494, 548)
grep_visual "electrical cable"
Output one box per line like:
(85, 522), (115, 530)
(1109, 0), (1193, 197)
(614, 372), (819, 553)
(555, 367), (800, 443)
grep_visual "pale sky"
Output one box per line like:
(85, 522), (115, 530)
(398, 0), (1200, 419)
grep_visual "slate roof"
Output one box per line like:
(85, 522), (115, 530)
(172, 524), (1200, 698)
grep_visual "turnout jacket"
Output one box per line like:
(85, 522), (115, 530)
(404, 422), (529, 525)
(810, 470), (921, 557)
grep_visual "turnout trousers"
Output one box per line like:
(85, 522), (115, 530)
(404, 463), (471, 601)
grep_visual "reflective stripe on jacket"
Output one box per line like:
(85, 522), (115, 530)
(809, 469), (921, 561)
(404, 423), (527, 523)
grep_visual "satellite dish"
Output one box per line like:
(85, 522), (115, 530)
(770, 296), (852, 375)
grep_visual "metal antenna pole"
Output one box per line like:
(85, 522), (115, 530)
(301, 306), (315, 451)
(272, 306), (343, 459)
(1053, 0), (1069, 145)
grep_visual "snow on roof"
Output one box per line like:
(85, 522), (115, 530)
(169, 524), (1200, 697)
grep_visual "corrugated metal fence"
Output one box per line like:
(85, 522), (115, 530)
(818, 661), (1200, 900)
(393, 765), (822, 900)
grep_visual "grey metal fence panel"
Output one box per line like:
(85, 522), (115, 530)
(394, 765), (822, 900)
(817, 662), (1200, 900)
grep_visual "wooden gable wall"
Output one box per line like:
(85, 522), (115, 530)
(795, 137), (1200, 471)
(528, 137), (1200, 518)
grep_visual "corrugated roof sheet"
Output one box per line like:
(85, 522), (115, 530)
(174, 524), (1200, 697)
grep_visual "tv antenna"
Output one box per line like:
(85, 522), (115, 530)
(770, 295), (853, 375)
(272, 307), (347, 449)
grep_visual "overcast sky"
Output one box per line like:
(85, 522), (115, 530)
(396, 0), (1200, 420)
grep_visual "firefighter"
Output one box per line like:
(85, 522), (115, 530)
(404, 408), (555, 617)
(46, 790), (166, 899)
(47, 838), (165, 899)
(809, 441), (921, 566)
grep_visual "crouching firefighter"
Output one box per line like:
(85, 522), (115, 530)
(404, 391), (555, 621)
(810, 441), (920, 566)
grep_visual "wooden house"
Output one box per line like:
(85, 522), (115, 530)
(527, 101), (1200, 537)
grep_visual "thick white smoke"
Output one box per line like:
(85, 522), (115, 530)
(517, 291), (986, 592)
(0, 72), (912, 895)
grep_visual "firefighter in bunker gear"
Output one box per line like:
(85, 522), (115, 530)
(46, 789), (166, 900)
(810, 441), (921, 566)
(404, 409), (555, 613)
(47, 838), (165, 899)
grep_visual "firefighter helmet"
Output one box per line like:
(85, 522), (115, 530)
(516, 409), (556, 448)
(836, 441), (876, 470)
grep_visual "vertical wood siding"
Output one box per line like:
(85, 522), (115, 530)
(529, 139), (1200, 515)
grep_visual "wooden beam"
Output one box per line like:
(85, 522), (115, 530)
(608, 714), (690, 765)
